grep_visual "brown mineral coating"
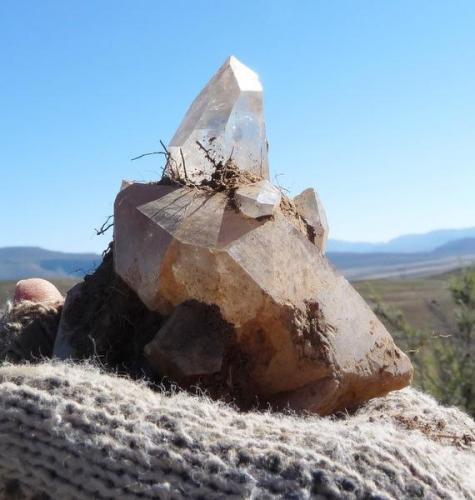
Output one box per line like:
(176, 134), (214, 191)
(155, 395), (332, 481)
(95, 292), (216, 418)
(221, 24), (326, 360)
(53, 249), (163, 377)
(114, 181), (413, 414)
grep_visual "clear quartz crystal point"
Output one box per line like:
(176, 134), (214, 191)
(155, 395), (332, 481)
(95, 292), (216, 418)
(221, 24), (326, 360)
(235, 180), (281, 219)
(167, 56), (269, 183)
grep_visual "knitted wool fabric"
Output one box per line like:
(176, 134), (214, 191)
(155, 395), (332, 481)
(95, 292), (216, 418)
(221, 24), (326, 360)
(0, 362), (473, 499)
(0, 301), (62, 363)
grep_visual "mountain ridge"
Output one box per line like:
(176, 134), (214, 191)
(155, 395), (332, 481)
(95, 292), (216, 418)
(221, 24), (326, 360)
(328, 237), (475, 280)
(327, 227), (475, 254)
(1, 231), (474, 281)
(0, 246), (100, 280)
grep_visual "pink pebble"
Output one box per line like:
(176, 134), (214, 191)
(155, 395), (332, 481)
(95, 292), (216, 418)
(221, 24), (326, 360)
(14, 278), (64, 305)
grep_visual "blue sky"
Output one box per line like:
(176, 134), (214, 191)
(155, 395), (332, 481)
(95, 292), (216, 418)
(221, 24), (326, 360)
(0, 1), (474, 253)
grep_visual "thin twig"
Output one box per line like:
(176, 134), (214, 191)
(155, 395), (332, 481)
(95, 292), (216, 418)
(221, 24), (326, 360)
(431, 333), (453, 339)
(131, 151), (166, 161)
(196, 140), (218, 167)
(131, 140), (172, 179)
(95, 215), (114, 236)
(180, 148), (188, 179)
(159, 140), (170, 156)
(273, 173), (291, 194)
(160, 140), (180, 178)
(227, 146), (235, 162)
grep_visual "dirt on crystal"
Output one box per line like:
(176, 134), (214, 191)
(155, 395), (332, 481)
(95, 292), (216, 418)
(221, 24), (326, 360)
(163, 158), (260, 192)
(63, 246), (164, 378)
(201, 159), (261, 192)
(54, 244), (258, 408)
(279, 195), (317, 244)
(163, 158), (314, 242)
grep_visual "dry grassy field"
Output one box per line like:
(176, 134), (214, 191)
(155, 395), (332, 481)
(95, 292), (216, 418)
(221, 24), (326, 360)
(354, 273), (457, 334)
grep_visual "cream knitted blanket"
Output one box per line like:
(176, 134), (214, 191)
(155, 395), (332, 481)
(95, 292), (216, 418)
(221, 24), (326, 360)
(0, 301), (474, 498)
(0, 361), (473, 499)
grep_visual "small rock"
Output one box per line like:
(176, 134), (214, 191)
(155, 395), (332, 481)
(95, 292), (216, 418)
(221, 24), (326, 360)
(14, 279), (64, 305)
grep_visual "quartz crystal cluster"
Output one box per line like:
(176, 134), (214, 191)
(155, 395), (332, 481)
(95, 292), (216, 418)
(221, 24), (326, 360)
(60, 56), (413, 414)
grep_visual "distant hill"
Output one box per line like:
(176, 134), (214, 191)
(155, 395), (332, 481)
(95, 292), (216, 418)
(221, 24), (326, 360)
(0, 247), (100, 280)
(1, 235), (475, 283)
(327, 227), (475, 254)
(433, 237), (475, 255)
(328, 237), (475, 280)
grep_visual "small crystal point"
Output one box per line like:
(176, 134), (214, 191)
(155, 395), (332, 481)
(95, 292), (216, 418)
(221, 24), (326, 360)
(235, 180), (281, 219)
(294, 188), (329, 252)
(167, 56), (269, 183)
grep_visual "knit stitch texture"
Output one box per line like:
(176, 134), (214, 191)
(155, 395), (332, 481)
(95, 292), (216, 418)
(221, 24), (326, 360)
(0, 361), (473, 499)
(0, 301), (61, 363)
